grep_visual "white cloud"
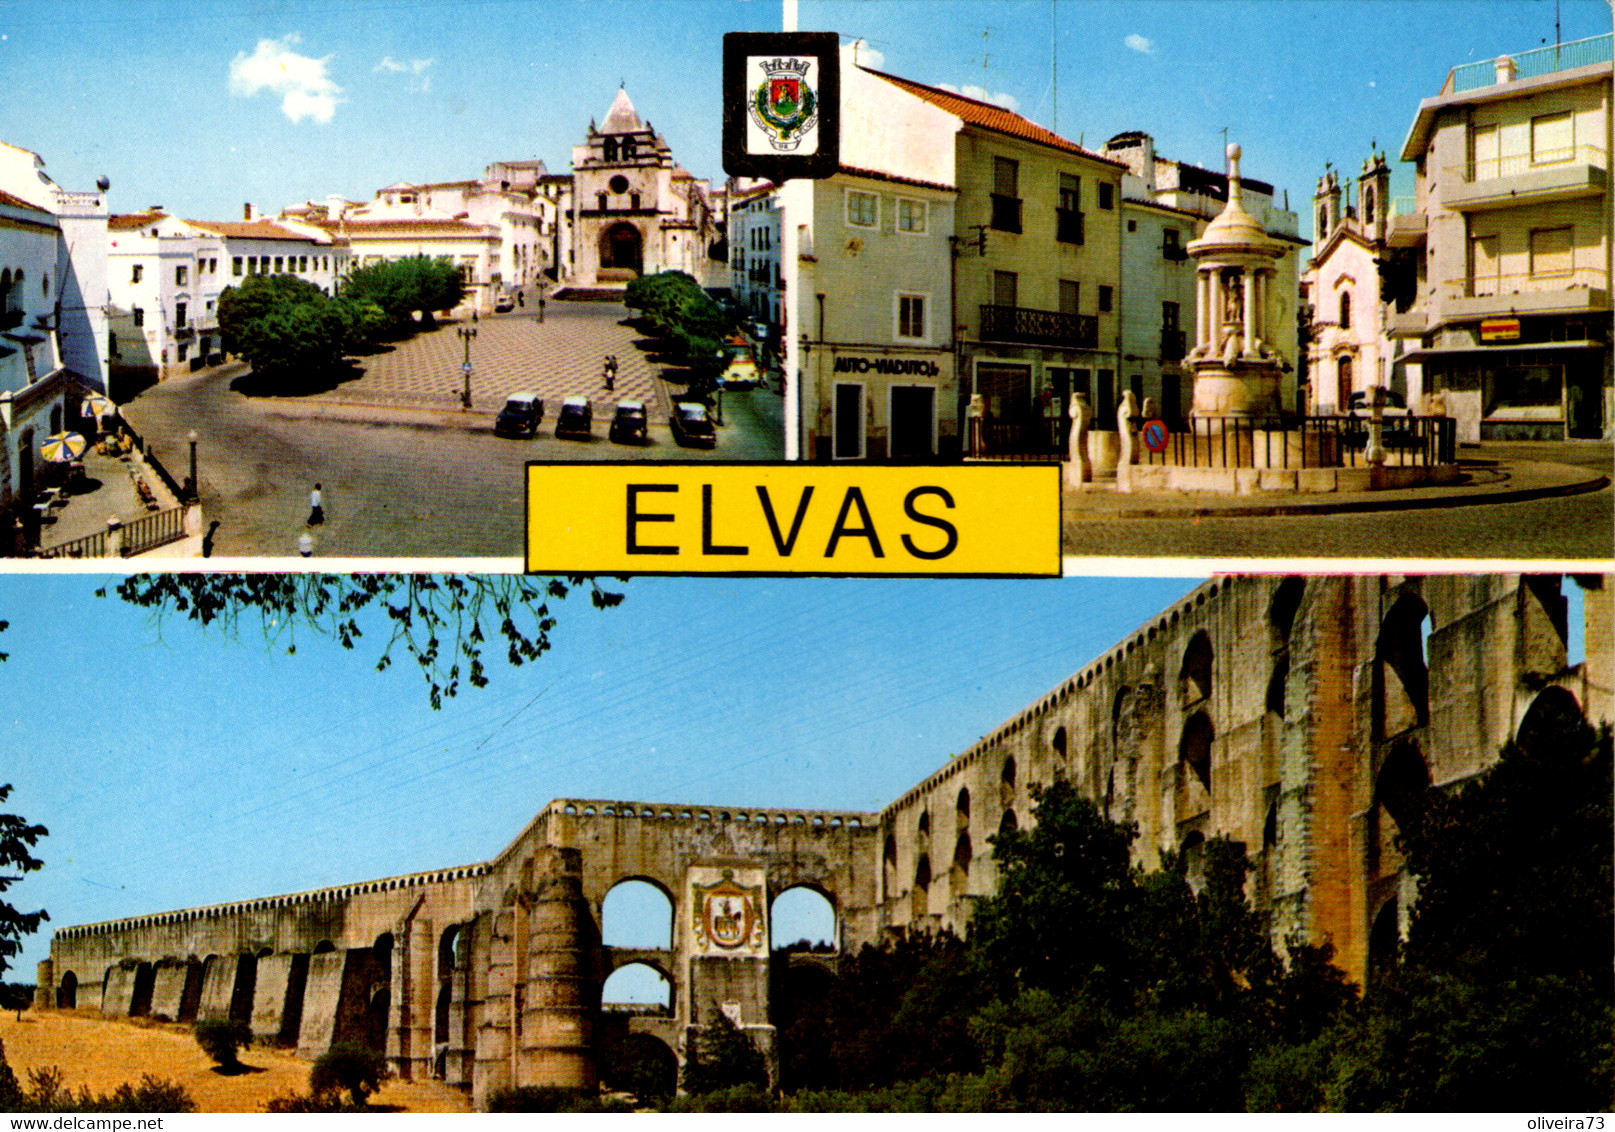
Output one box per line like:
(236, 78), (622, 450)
(229, 34), (344, 124)
(938, 81), (1021, 113)
(846, 40), (884, 70)
(1124, 33), (1155, 55)
(375, 55), (434, 93)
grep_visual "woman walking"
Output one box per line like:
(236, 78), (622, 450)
(307, 482), (325, 526)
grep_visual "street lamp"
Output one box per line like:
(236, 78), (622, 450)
(186, 430), (198, 502)
(457, 326), (478, 409)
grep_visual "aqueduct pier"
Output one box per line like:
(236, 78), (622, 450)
(39, 574), (1611, 1107)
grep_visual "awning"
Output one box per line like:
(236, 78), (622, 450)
(1397, 339), (1605, 362)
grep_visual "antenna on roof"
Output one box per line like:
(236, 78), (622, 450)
(1050, 0), (1058, 134)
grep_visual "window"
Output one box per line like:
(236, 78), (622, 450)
(299, 256), (308, 272)
(846, 189), (878, 228)
(1098, 181), (1115, 210)
(206, 299), (215, 313)
(176, 341), (188, 362)
(273, 257), (283, 272)
(175, 301), (187, 329)
(597, 193), (608, 211)
(246, 257), (257, 275)
(1163, 227), (1184, 260)
(131, 264), (143, 284)
(897, 293), (926, 340)
(174, 265), (187, 286)
(991, 156), (1021, 233)
(1098, 285), (1113, 313)
(630, 193), (640, 210)
(1531, 111), (1573, 166)
(1059, 279), (1080, 316)
(1339, 292), (1352, 329)
(993, 270), (1018, 309)
(1056, 173), (1083, 244)
(132, 306), (144, 327)
(897, 198), (926, 233)
(1162, 301), (1180, 330)
(1529, 226), (1574, 278)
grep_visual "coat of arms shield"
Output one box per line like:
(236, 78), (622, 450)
(691, 870), (765, 953)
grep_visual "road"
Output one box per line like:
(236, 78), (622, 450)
(1062, 483), (1613, 562)
(122, 363), (785, 558)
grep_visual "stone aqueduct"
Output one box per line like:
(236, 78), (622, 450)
(39, 574), (1611, 1107)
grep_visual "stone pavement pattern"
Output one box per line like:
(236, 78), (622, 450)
(316, 300), (676, 418)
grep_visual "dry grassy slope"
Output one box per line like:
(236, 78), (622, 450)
(0, 1010), (471, 1114)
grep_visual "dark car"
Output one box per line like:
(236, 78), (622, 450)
(493, 392), (543, 437)
(670, 400), (716, 448)
(555, 396), (594, 439)
(609, 399), (649, 445)
(1344, 388), (1416, 450)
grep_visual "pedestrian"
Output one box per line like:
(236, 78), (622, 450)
(297, 532), (314, 557)
(202, 520), (221, 558)
(538, 295), (546, 322)
(307, 482), (325, 526)
(604, 355), (617, 391)
(517, 291), (525, 308)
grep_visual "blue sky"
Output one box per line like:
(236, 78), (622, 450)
(1, 571), (1200, 979)
(2, 1), (1609, 237)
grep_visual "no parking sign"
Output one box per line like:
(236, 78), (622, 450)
(1142, 419), (1170, 453)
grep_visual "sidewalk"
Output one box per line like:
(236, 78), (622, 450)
(37, 445), (183, 551)
(1063, 447), (1609, 521)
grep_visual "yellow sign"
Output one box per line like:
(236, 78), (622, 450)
(1480, 318), (1521, 342)
(525, 463), (1061, 576)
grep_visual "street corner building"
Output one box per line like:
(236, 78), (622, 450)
(0, 141), (111, 519)
(1375, 33), (1612, 441)
(37, 574), (1613, 1107)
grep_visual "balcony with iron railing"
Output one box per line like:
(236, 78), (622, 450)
(1443, 145), (1607, 211)
(1441, 266), (1609, 319)
(1446, 33), (1612, 94)
(979, 304), (1098, 349)
(1160, 328), (1187, 361)
(1386, 196), (1427, 246)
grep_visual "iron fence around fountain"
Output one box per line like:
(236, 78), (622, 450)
(1136, 415), (1456, 470)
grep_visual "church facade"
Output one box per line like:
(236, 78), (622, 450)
(563, 88), (721, 291)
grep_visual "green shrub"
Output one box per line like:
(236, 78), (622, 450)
(194, 1017), (253, 1068)
(309, 1043), (387, 1107)
(680, 1009), (769, 1096)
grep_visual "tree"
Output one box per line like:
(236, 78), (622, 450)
(194, 1019), (253, 1071)
(217, 275), (350, 376)
(0, 785), (47, 982)
(681, 1008), (769, 1095)
(309, 1044), (386, 1107)
(104, 574), (626, 710)
(340, 257), (466, 331)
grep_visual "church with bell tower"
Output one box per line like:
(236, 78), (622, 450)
(564, 87), (722, 292)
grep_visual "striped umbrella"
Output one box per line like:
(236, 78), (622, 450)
(80, 392), (113, 418)
(41, 431), (87, 463)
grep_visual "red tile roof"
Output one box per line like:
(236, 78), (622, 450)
(109, 211), (167, 230)
(185, 219), (318, 242)
(865, 69), (1127, 168)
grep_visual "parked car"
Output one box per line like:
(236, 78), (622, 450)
(1344, 388), (1416, 450)
(555, 396), (594, 439)
(670, 400), (716, 448)
(1346, 388), (1409, 416)
(609, 399), (649, 444)
(493, 392), (543, 437)
(719, 350), (760, 392)
(494, 289), (517, 313)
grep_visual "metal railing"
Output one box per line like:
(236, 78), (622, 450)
(1136, 415), (1457, 470)
(1449, 33), (1612, 93)
(37, 529), (108, 559)
(979, 304), (1098, 349)
(975, 415), (1069, 461)
(1391, 196), (1419, 217)
(1450, 266), (1608, 298)
(1449, 145), (1607, 184)
(122, 507), (187, 555)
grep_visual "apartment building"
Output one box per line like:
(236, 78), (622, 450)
(106, 210), (347, 387)
(1102, 131), (1305, 422)
(0, 141), (109, 508)
(726, 180), (779, 326)
(1391, 33), (1612, 441)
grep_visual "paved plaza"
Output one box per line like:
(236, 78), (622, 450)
(303, 298), (692, 420)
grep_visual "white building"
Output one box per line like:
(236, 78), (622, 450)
(0, 140), (109, 509)
(1101, 131), (1305, 419)
(564, 87), (722, 291)
(727, 180), (779, 325)
(1301, 155), (1401, 414)
(106, 209), (347, 387)
(790, 60), (961, 460)
(284, 161), (552, 315)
